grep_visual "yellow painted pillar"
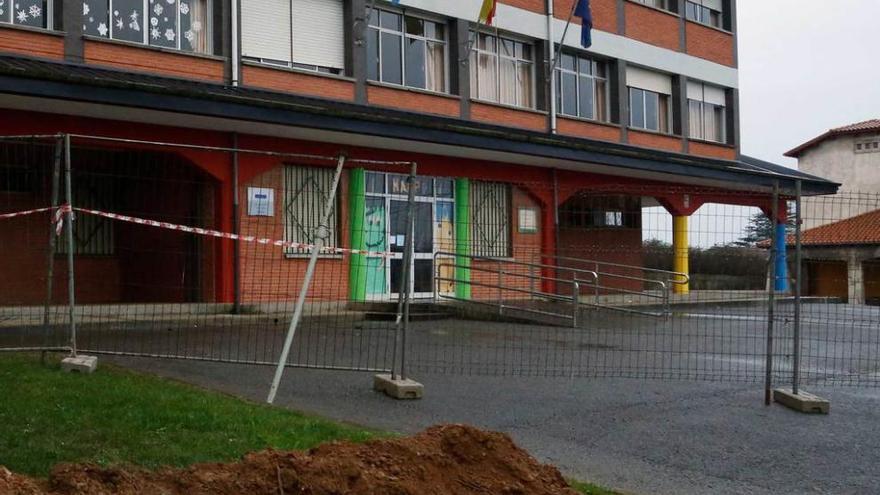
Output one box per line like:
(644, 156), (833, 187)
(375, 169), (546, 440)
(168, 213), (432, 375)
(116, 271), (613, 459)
(672, 216), (690, 295)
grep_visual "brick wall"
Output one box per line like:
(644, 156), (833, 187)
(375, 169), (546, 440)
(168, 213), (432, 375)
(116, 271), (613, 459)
(689, 141), (736, 160)
(238, 164), (351, 303)
(471, 102), (548, 132)
(243, 65), (356, 102)
(367, 84), (460, 117)
(557, 117), (621, 142)
(501, 0), (545, 14)
(685, 22), (735, 67)
(0, 27), (64, 60)
(555, 0), (617, 34)
(558, 227), (645, 293)
(83, 39), (225, 82)
(628, 129), (684, 153)
(624, 2), (680, 51)
(471, 187), (543, 301)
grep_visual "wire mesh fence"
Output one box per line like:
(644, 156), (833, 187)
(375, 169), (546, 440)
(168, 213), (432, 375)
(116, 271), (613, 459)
(1, 133), (879, 393)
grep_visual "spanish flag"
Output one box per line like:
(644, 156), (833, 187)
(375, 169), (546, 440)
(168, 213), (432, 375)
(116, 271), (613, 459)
(478, 0), (497, 25)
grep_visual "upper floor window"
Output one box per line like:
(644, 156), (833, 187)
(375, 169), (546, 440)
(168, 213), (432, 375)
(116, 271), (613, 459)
(687, 81), (726, 143)
(241, 0), (344, 74)
(556, 53), (608, 122)
(83, 0), (210, 54)
(627, 66), (672, 134)
(685, 0), (722, 28)
(469, 31), (534, 109)
(632, 0), (672, 11)
(855, 138), (880, 154)
(367, 9), (447, 93)
(0, 0), (49, 28)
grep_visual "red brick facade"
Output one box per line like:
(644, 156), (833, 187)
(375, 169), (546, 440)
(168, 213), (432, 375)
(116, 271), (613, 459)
(242, 65), (356, 101)
(624, 2), (681, 51)
(689, 141), (737, 160)
(367, 85), (460, 118)
(83, 39), (225, 82)
(628, 129), (684, 153)
(686, 22), (736, 67)
(0, 27), (64, 60)
(555, 0), (618, 34)
(557, 117), (621, 142)
(471, 102), (548, 132)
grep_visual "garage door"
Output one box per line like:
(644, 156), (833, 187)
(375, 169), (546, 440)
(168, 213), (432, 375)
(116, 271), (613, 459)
(806, 260), (849, 302)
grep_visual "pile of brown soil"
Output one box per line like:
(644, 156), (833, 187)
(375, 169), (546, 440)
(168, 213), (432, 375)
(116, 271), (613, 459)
(1, 424), (579, 494)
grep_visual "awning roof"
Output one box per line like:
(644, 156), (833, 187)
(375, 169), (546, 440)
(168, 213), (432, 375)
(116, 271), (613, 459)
(0, 54), (839, 196)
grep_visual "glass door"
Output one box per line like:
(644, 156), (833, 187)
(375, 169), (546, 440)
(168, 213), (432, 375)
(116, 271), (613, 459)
(389, 200), (434, 298)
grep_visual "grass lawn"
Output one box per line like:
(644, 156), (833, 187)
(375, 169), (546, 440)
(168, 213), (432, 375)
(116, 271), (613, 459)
(0, 353), (620, 494)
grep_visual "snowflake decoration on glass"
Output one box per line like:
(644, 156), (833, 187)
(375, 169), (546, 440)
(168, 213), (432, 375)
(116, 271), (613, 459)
(116, 18), (123, 30)
(129, 10), (140, 31)
(179, 2), (188, 15)
(97, 22), (108, 36)
(191, 20), (202, 32)
(82, 2), (88, 16)
(152, 3), (162, 15)
(16, 9), (27, 22)
(167, 0), (176, 5)
(184, 30), (194, 42)
(151, 27), (160, 39)
(28, 4), (40, 18)
(164, 28), (175, 41)
(150, 16), (158, 26)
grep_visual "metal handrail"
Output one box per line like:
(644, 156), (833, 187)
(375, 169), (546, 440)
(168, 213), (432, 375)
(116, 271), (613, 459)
(537, 253), (690, 286)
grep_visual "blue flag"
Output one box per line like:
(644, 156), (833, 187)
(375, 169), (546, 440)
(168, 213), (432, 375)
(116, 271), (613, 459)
(574, 0), (593, 48)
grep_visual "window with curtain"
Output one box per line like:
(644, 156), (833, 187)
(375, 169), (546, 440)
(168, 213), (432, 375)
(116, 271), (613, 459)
(82, 0), (210, 54)
(1, 0), (48, 28)
(687, 82), (726, 142)
(556, 53), (608, 122)
(685, 0), (722, 28)
(633, 0), (671, 11)
(629, 87), (670, 133)
(284, 165), (339, 256)
(367, 9), (447, 92)
(470, 181), (511, 258)
(469, 31), (534, 109)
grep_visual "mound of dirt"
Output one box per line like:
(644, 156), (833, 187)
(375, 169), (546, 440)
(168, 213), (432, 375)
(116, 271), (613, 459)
(1, 424), (579, 495)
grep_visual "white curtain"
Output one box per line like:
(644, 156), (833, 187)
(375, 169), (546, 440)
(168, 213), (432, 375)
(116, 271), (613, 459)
(689, 100), (703, 139)
(188, 0), (209, 54)
(426, 41), (445, 93)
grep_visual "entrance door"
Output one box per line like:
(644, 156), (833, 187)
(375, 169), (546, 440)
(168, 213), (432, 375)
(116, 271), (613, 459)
(390, 200), (435, 298)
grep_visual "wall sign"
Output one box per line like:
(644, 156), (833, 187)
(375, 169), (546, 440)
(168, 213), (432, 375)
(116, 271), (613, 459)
(518, 207), (538, 233)
(247, 187), (274, 217)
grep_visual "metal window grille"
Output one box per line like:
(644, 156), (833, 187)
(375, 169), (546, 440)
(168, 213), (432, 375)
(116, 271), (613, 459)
(57, 172), (116, 256)
(470, 181), (510, 257)
(283, 164), (339, 255)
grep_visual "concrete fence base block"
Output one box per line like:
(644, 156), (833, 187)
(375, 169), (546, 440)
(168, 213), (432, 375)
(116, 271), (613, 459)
(773, 388), (830, 414)
(373, 373), (424, 400)
(61, 355), (98, 374)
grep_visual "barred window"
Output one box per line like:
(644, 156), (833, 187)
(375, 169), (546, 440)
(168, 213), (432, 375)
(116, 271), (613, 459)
(470, 181), (510, 258)
(283, 165), (339, 255)
(58, 174), (116, 256)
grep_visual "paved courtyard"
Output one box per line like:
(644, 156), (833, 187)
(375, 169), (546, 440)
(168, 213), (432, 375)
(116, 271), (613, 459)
(108, 354), (880, 495)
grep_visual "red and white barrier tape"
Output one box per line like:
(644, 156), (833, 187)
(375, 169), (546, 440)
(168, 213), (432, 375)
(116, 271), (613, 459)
(0, 205), (68, 235)
(70, 206), (393, 258)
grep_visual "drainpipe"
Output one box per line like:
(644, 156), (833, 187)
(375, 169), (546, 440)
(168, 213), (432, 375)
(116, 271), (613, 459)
(547, 0), (558, 134)
(231, 0), (240, 86)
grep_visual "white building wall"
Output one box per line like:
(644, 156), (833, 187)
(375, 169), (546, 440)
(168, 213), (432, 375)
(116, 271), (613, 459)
(799, 134), (880, 229)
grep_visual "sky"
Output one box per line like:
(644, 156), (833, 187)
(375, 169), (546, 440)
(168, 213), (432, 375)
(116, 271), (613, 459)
(737, 0), (880, 167)
(646, 0), (880, 246)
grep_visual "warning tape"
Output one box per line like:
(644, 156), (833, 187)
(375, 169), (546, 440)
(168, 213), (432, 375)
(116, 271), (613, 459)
(71, 206), (394, 258)
(2, 204), (393, 257)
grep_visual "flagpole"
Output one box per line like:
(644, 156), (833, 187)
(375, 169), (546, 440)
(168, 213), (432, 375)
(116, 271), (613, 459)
(547, 0), (584, 133)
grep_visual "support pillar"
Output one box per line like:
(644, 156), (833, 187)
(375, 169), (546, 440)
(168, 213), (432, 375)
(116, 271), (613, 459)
(349, 168), (367, 301)
(774, 222), (789, 292)
(454, 178), (471, 300)
(672, 215), (690, 294)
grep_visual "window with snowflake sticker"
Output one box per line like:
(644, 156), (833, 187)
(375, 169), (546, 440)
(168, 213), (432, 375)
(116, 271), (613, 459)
(85, 0), (210, 53)
(1, 0), (48, 28)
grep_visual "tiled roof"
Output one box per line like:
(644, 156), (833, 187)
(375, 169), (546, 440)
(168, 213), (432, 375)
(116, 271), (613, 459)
(785, 119), (880, 157)
(796, 209), (880, 246)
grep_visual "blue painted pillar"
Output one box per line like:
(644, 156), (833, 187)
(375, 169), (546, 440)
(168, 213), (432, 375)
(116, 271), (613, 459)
(774, 222), (789, 292)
